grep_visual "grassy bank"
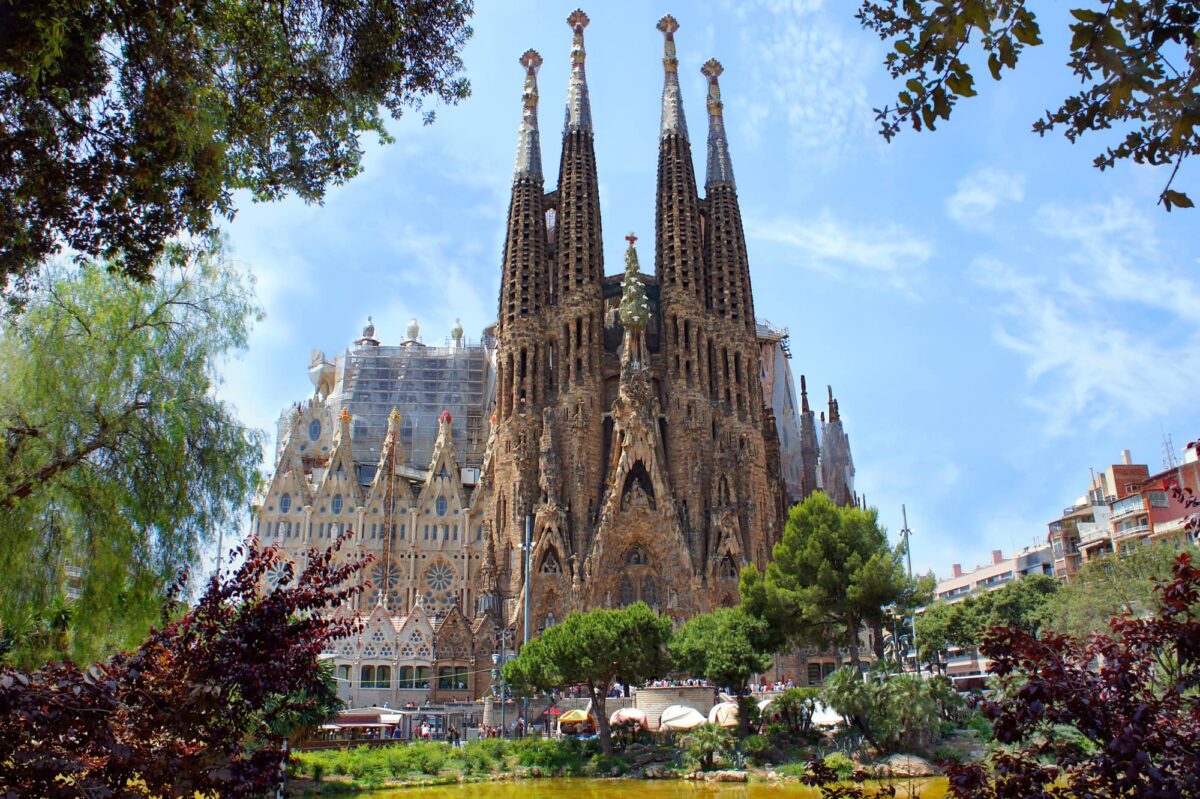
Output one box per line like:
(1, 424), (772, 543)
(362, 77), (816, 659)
(289, 738), (646, 792)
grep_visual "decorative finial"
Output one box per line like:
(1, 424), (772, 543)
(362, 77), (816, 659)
(702, 58), (724, 115)
(564, 10), (592, 132)
(514, 50), (543, 180)
(338, 407), (352, 425)
(625, 231), (638, 247)
(388, 408), (402, 430)
(702, 57), (735, 187)
(657, 15), (680, 72)
(657, 16), (688, 139)
(407, 318), (420, 341)
(440, 408), (453, 426)
(800, 375), (810, 413)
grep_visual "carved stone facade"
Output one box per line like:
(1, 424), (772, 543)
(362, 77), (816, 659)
(252, 11), (861, 707)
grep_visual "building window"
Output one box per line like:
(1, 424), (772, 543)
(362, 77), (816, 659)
(280, 493), (292, 514)
(807, 663), (821, 685)
(437, 666), (470, 690)
(436, 496), (448, 517)
(360, 664), (391, 689)
(541, 552), (561, 574)
(1149, 491), (1169, 508)
(309, 419), (321, 441)
(405, 666), (431, 689)
(336, 665), (351, 682)
(332, 494), (344, 515)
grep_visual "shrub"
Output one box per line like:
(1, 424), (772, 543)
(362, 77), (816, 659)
(740, 733), (771, 765)
(512, 737), (591, 771)
(823, 667), (957, 754)
(823, 752), (856, 780)
(947, 551), (1200, 798)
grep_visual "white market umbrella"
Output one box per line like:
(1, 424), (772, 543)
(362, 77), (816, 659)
(659, 705), (707, 731)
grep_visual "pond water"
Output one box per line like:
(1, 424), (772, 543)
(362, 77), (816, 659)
(357, 777), (950, 798)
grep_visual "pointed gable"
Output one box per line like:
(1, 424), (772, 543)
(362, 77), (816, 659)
(416, 412), (467, 537)
(396, 604), (434, 661)
(434, 605), (472, 661)
(316, 407), (364, 512)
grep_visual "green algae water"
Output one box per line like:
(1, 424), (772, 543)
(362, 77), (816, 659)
(356, 777), (950, 798)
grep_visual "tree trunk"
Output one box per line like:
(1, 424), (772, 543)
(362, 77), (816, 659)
(735, 684), (752, 739)
(846, 612), (861, 667)
(871, 618), (885, 661)
(590, 683), (612, 755)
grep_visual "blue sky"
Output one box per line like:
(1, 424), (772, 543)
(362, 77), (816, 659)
(215, 0), (1199, 580)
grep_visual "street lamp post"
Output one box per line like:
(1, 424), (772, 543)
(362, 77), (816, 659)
(900, 504), (917, 673)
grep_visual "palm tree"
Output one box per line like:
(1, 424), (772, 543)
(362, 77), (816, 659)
(682, 723), (731, 771)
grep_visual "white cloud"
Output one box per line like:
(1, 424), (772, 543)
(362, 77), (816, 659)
(749, 210), (933, 296)
(732, 0), (877, 159)
(947, 168), (1025, 225)
(971, 198), (1200, 434)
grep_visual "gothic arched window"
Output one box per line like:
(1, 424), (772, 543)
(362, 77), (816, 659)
(618, 575), (636, 606)
(436, 496), (448, 516)
(625, 546), (647, 566)
(331, 494), (344, 515)
(718, 554), (738, 580)
(540, 551), (561, 574)
(308, 419), (321, 441)
(279, 493), (292, 514)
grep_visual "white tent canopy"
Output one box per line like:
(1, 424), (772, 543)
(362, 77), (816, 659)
(659, 705), (707, 731)
(708, 702), (739, 728)
(810, 702), (845, 727)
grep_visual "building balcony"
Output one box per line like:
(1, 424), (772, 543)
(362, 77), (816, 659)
(1078, 527), (1111, 547)
(1113, 522), (1151, 539)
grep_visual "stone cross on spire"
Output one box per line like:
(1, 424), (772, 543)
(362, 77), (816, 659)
(702, 58), (735, 188)
(514, 49), (543, 181)
(625, 231), (638, 247)
(657, 15), (688, 140)
(564, 9), (592, 133)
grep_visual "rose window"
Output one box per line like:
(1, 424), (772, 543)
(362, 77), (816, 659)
(426, 563), (454, 592)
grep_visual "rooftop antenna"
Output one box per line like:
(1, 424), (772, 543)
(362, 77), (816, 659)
(1163, 428), (1179, 470)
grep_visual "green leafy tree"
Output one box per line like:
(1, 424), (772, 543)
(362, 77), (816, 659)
(1042, 543), (1196, 638)
(503, 602), (672, 754)
(915, 597), (981, 673)
(741, 491), (908, 666)
(0, 0), (474, 292)
(916, 575), (1058, 672)
(856, 1), (1198, 210)
(670, 607), (774, 738)
(0, 242), (262, 668)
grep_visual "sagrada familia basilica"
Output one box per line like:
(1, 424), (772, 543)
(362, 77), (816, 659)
(254, 12), (858, 707)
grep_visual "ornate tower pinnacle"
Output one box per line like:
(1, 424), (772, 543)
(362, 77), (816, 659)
(564, 10), (592, 133)
(827, 385), (839, 422)
(800, 374), (810, 414)
(657, 15), (688, 139)
(702, 58), (735, 188)
(514, 49), (543, 181)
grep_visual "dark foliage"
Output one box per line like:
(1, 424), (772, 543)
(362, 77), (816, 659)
(0, 534), (368, 797)
(0, 0), (473, 294)
(856, 1), (1199, 210)
(946, 550), (1200, 798)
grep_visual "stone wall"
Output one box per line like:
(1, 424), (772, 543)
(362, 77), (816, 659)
(634, 685), (717, 729)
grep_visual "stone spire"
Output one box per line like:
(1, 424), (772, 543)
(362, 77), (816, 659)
(555, 8), (604, 300)
(563, 10), (592, 134)
(657, 15), (688, 140)
(497, 48), (550, 418)
(514, 49), (543, 181)
(821, 386), (855, 507)
(798, 376), (820, 500)
(654, 14), (704, 305)
(700, 57), (753, 331)
(701, 59), (734, 189)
